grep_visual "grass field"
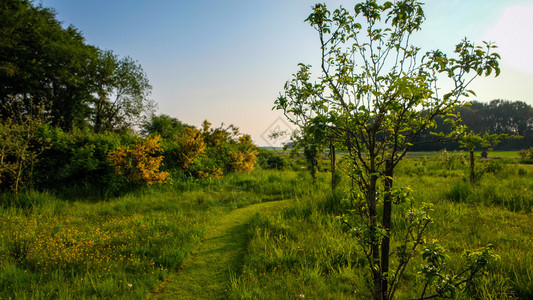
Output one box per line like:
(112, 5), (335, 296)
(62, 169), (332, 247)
(0, 153), (531, 299)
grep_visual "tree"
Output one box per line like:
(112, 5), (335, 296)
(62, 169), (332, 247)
(275, 1), (500, 298)
(277, 74), (338, 189)
(141, 114), (189, 139)
(91, 50), (155, 133)
(287, 121), (325, 184)
(457, 130), (518, 182)
(411, 100), (533, 151)
(1, 1), (154, 133)
(0, 0), (98, 130)
(0, 97), (50, 194)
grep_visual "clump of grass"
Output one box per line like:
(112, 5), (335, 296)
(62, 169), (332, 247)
(228, 191), (370, 299)
(445, 175), (532, 213)
(446, 180), (471, 203)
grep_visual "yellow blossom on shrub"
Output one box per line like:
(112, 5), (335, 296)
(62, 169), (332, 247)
(227, 149), (257, 173)
(108, 135), (169, 185)
(197, 166), (223, 179)
(178, 127), (206, 169)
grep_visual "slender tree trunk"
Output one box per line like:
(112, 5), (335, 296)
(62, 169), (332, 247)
(14, 156), (23, 197)
(469, 150), (475, 182)
(368, 172), (382, 300)
(347, 142), (354, 189)
(381, 159), (393, 300)
(312, 157), (318, 184)
(330, 142), (336, 191)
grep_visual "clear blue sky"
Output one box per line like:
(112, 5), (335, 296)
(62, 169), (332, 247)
(39, 0), (533, 146)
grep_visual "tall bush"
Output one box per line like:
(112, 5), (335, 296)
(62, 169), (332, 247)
(108, 135), (169, 185)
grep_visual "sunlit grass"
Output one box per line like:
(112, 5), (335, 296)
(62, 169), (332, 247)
(229, 155), (533, 299)
(0, 155), (531, 299)
(0, 169), (314, 299)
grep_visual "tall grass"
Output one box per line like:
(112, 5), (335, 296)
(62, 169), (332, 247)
(0, 169), (315, 299)
(229, 154), (533, 299)
(1, 154), (531, 299)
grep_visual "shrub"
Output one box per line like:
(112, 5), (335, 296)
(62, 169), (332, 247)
(519, 147), (533, 162)
(108, 135), (169, 185)
(257, 149), (288, 170)
(176, 127), (206, 169)
(33, 126), (127, 197)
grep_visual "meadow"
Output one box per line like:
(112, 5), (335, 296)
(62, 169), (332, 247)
(0, 151), (532, 299)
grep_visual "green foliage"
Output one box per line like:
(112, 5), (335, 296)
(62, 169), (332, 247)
(0, 0), (99, 130)
(0, 0), (153, 132)
(0, 97), (50, 193)
(417, 243), (500, 300)
(413, 100), (533, 151)
(91, 51), (155, 133)
(519, 147), (533, 163)
(33, 126), (129, 198)
(275, 0), (501, 298)
(256, 148), (289, 170)
(141, 114), (189, 139)
(171, 120), (258, 179)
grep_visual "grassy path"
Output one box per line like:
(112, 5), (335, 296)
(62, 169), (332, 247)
(146, 200), (287, 299)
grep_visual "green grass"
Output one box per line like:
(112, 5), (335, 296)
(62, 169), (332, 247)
(0, 188), (225, 299)
(228, 156), (533, 299)
(0, 155), (531, 299)
(0, 170), (316, 299)
(482, 150), (521, 159)
(148, 200), (288, 299)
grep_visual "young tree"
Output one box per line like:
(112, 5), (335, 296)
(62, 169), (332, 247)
(458, 130), (518, 182)
(0, 97), (50, 194)
(288, 121), (325, 184)
(275, 1), (500, 298)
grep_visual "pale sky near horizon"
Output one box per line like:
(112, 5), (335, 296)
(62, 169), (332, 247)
(39, 0), (533, 146)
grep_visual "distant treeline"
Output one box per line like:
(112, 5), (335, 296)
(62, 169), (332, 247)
(411, 100), (533, 151)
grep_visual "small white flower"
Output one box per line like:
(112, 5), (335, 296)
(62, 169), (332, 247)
(299, 294), (305, 298)
(127, 283), (133, 288)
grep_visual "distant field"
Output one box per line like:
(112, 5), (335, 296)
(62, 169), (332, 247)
(268, 148), (524, 160)
(407, 150), (521, 159)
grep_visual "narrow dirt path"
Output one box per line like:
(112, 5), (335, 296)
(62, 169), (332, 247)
(146, 200), (287, 300)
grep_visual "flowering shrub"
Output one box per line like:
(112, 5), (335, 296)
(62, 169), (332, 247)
(197, 166), (223, 179)
(177, 127), (206, 169)
(227, 135), (258, 173)
(171, 120), (258, 177)
(108, 135), (169, 185)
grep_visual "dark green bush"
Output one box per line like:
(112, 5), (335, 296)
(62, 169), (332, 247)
(519, 147), (533, 163)
(257, 148), (288, 170)
(33, 126), (133, 198)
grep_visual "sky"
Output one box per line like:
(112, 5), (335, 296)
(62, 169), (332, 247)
(39, 0), (533, 146)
